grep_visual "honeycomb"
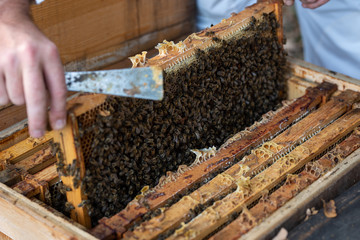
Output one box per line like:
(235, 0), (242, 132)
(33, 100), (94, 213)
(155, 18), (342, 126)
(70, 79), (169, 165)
(52, 12), (287, 225)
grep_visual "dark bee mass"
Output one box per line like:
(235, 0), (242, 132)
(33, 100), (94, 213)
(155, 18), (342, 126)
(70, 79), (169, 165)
(54, 12), (287, 226)
(49, 181), (70, 217)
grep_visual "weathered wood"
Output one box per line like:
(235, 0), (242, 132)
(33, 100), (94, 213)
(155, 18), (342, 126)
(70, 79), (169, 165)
(243, 90), (359, 177)
(0, 133), (53, 171)
(11, 164), (58, 200)
(31, 0), (195, 70)
(287, 76), (317, 100)
(273, 0), (284, 45)
(145, 2), (277, 70)
(168, 108), (360, 240)
(122, 90), (358, 240)
(65, 93), (107, 117)
(0, 182), (97, 240)
(0, 105), (27, 133)
(14, 146), (56, 175)
(0, 232), (12, 240)
(92, 82), (337, 239)
(0, 144), (57, 200)
(210, 128), (360, 240)
(242, 148), (360, 240)
(0, 121), (28, 152)
(287, 56), (360, 92)
(31, 197), (89, 231)
(53, 112), (91, 228)
(0, 169), (21, 186)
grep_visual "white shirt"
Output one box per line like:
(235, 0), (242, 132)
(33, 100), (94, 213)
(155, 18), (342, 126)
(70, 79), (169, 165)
(295, 0), (360, 80)
(196, 0), (256, 30)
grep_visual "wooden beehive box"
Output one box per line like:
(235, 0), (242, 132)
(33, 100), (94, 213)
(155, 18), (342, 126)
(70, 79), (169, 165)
(1, 0), (360, 239)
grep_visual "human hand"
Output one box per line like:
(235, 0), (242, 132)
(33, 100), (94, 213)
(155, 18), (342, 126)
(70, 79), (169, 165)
(0, 0), (67, 138)
(283, 0), (329, 9)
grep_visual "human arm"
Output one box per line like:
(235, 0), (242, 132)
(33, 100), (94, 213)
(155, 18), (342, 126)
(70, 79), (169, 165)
(283, 0), (329, 9)
(0, 0), (67, 138)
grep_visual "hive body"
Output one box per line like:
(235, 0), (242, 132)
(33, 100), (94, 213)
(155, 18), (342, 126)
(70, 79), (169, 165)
(76, 12), (287, 224)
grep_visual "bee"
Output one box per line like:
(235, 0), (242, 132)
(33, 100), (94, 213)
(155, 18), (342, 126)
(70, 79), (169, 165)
(78, 200), (90, 208)
(205, 31), (215, 37)
(65, 202), (75, 212)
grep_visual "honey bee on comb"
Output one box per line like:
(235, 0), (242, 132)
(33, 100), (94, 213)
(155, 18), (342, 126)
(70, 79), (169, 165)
(50, 12), (290, 226)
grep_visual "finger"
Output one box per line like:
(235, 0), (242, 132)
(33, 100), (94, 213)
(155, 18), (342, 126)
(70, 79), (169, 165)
(283, 0), (294, 6)
(0, 73), (9, 105)
(22, 54), (48, 138)
(302, 0), (329, 9)
(42, 43), (67, 130)
(4, 56), (25, 105)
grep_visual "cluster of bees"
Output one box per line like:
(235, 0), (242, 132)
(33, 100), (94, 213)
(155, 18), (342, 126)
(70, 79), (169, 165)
(50, 12), (286, 225)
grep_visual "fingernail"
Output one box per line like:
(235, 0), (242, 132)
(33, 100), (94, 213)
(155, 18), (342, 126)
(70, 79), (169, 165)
(284, 0), (293, 5)
(54, 119), (66, 130)
(32, 130), (45, 138)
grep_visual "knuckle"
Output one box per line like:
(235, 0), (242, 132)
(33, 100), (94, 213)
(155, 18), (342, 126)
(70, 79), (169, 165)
(20, 42), (37, 61)
(4, 52), (16, 66)
(1, 51), (16, 66)
(46, 42), (59, 57)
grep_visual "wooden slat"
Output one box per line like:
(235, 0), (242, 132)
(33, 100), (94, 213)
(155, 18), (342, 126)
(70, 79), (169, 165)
(14, 146), (56, 174)
(273, 0), (284, 45)
(145, 2), (277, 70)
(0, 182), (97, 240)
(54, 112), (91, 228)
(288, 56), (360, 92)
(12, 164), (58, 200)
(0, 122), (28, 152)
(0, 105), (27, 132)
(168, 108), (360, 240)
(210, 128), (360, 240)
(0, 132), (54, 171)
(91, 82), (337, 239)
(0, 146), (56, 187)
(66, 93), (107, 117)
(0, 232), (12, 240)
(122, 90), (359, 239)
(243, 90), (360, 177)
(287, 76), (317, 100)
(0, 169), (21, 187)
(242, 150), (360, 240)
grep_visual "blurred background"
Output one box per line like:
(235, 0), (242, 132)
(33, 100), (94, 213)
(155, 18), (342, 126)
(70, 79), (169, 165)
(283, 6), (303, 59)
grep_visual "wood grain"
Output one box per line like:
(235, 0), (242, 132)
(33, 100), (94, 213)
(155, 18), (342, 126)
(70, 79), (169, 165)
(288, 57), (360, 92)
(53, 112), (91, 228)
(169, 108), (360, 240)
(0, 182), (96, 240)
(125, 90), (360, 239)
(242, 149), (360, 240)
(91, 82), (337, 239)
(0, 132), (54, 171)
(123, 90), (359, 240)
(210, 128), (360, 240)
(31, 0), (195, 70)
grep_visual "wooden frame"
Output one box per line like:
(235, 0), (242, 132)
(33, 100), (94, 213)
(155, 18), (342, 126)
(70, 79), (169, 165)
(1, 0), (360, 239)
(1, 61), (359, 240)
